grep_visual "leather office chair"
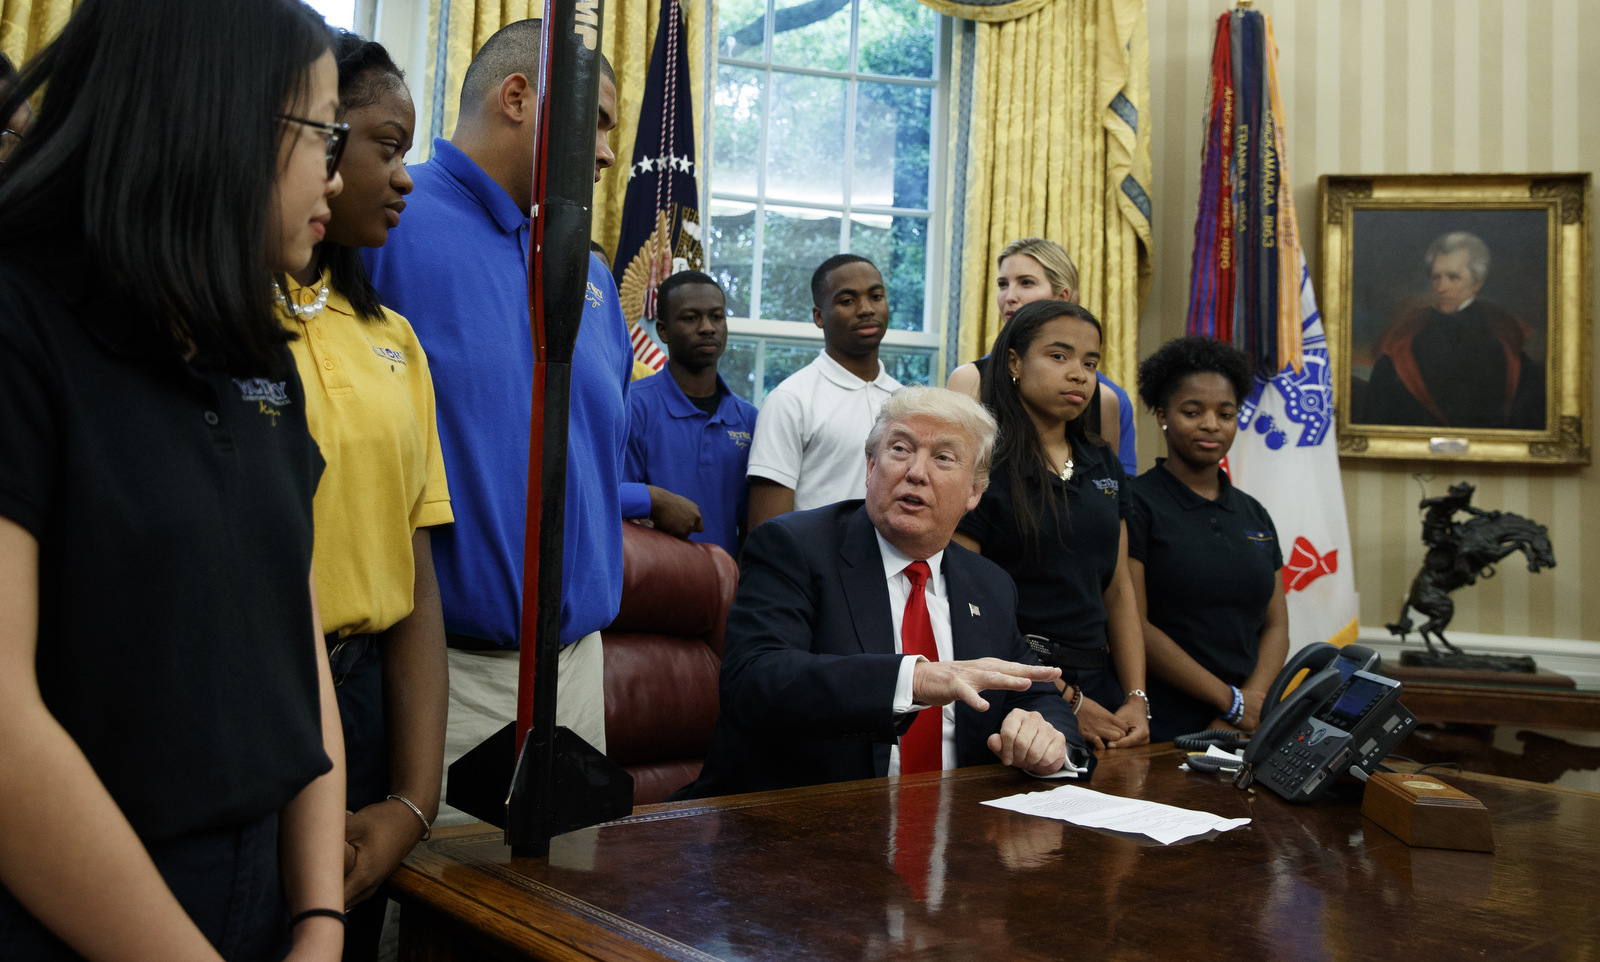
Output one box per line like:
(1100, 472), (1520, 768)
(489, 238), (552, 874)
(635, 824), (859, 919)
(603, 522), (738, 805)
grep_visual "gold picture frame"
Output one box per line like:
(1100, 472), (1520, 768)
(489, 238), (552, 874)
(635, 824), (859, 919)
(1320, 172), (1590, 464)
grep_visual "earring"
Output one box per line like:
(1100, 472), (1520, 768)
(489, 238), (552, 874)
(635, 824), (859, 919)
(1161, 424), (1167, 431)
(1011, 376), (1019, 385)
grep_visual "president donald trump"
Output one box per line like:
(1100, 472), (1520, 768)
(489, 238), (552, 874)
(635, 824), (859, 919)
(679, 386), (1094, 798)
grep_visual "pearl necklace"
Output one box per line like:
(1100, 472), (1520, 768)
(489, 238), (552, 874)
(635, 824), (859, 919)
(273, 280), (330, 321)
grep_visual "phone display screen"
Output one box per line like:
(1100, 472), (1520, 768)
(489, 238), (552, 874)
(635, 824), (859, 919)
(1314, 675), (1392, 730)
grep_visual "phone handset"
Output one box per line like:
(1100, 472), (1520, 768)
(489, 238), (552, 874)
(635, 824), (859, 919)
(1259, 642), (1337, 717)
(1235, 666), (1343, 789)
(1258, 642), (1381, 718)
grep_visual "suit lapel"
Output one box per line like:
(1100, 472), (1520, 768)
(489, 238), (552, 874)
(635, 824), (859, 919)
(943, 547), (985, 662)
(839, 507), (895, 656)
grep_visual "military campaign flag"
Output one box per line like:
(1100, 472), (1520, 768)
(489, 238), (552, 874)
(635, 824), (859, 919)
(1188, 8), (1359, 652)
(613, 0), (704, 372)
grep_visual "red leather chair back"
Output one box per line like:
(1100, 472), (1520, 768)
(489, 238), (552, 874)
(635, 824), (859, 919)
(603, 523), (737, 805)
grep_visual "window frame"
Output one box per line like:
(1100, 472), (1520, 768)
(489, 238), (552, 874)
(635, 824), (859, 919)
(707, 1), (951, 400)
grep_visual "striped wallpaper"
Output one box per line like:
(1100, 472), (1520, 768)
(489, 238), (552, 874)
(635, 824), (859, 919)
(1140, 0), (1598, 643)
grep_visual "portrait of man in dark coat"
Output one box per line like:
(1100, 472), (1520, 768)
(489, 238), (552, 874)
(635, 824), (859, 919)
(1359, 231), (1546, 430)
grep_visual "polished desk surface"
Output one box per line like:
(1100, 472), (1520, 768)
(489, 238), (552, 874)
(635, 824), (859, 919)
(393, 745), (1600, 961)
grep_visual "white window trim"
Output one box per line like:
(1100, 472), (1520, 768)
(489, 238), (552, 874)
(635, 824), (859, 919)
(710, 5), (950, 351)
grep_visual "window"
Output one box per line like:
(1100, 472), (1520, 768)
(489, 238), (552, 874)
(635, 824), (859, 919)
(305, 0), (357, 30)
(708, 0), (945, 403)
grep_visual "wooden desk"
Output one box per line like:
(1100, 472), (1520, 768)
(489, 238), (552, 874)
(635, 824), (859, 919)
(392, 746), (1600, 961)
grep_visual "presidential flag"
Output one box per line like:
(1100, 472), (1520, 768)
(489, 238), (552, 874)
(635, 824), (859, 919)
(613, 0), (704, 372)
(1187, 8), (1359, 651)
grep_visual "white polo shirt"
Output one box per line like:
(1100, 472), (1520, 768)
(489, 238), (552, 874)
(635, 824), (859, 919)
(746, 350), (901, 511)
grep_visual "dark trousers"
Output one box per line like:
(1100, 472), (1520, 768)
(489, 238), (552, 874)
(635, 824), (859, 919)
(0, 812), (290, 961)
(330, 634), (390, 962)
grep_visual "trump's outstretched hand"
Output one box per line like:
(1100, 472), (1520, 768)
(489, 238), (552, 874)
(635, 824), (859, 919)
(911, 657), (1060, 712)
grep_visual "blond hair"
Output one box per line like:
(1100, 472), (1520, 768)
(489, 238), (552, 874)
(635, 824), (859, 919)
(997, 237), (1079, 302)
(864, 386), (998, 486)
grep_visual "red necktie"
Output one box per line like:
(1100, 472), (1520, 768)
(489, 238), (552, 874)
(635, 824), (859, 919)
(899, 560), (941, 775)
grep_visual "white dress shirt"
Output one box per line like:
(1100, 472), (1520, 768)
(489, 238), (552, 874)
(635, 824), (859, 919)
(877, 531), (957, 774)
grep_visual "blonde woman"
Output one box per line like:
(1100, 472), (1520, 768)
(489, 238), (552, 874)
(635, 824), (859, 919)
(947, 238), (1137, 475)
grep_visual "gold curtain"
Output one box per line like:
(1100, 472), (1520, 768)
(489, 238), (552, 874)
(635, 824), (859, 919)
(422, 0), (708, 260)
(939, 0), (1151, 391)
(0, 0), (77, 68)
(423, 0), (543, 149)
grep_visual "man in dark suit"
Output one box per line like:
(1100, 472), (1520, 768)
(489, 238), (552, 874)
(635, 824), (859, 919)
(679, 386), (1094, 798)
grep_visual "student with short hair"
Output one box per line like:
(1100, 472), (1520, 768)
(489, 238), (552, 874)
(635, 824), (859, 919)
(1129, 336), (1288, 742)
(625, 271), (756, 557)
(745, 254), (902, 530)
(364, 20), (688, 822)
(0, 1), (346, 958)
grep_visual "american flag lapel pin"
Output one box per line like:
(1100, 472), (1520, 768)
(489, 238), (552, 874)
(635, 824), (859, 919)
(969, 603), (980, 617)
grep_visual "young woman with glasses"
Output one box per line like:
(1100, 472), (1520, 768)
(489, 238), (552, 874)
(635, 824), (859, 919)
(952, 300), (1150, 752)
(274, 31), (451, 962)
(0, 53), (31, 164)
(0, 1), (348, 959)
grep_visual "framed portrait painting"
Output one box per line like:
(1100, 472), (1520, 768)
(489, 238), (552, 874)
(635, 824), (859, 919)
(1319, 173), (1590, 464)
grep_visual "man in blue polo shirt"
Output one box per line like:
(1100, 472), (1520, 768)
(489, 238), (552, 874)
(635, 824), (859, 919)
(364, 19), (694, 824)
(626, 272), (758, 558)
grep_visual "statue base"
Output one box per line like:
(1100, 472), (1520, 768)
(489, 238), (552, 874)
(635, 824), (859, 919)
(1398, 650), (1538, 673)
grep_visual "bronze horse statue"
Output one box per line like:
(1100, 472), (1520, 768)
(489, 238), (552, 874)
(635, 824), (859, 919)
(1388, 508), (1556, 656)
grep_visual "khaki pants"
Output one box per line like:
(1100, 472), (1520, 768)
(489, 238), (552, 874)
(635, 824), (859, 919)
(434, 632), (606, 828)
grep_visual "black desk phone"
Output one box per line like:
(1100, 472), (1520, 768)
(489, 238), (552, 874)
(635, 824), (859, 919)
(1233, 643), (1418, 803)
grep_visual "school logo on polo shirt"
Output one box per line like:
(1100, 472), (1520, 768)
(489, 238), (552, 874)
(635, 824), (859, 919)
(233, 378), (291, 407)
(233, 377), (291, 426)
(1244, 530), (1276, 550)
(726, 429), (751, 449)
(367, 340), (407, 367)
(1092, 478), (1119, 498)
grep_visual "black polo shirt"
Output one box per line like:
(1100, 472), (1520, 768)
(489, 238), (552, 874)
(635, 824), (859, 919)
(957, 438), (1128, 650)
(0, 256), (330, 845)
(1127, 459), (1282, 739)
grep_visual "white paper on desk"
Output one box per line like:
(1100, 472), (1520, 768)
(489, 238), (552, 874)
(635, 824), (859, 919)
(982, 785), (1250, 845)
(1178, 744), (1245, 772)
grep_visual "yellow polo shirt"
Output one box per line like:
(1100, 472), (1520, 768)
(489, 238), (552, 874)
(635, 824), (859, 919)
(283, 273), (453, 637)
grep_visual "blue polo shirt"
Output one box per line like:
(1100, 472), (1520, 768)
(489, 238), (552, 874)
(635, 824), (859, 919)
(625, 371), (758, 557)
(1103, 374), (1137, 476)
(364, 138), (649, 646)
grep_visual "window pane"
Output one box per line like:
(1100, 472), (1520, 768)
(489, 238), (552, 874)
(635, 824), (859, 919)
(709, 201), (757, 317)
(713, 66), (764, 196)
(850, 213), (926, 331)
(722, 338), (760, 403)
(766, 73), (846, 204)
(854, 83), (931, 209)
(763, 205), (843, 321)
(307, 0), (356, 30)
(770, 0), (851, 72)
(761, 341), (821, 396)
(719, 0), (771, 61)
(858, 0), (936, 78)
(881, 348), (933, 386)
